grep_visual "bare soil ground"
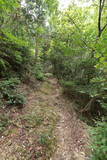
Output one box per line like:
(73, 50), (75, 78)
(0, 77), (90, 160)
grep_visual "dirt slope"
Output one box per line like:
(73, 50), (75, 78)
(0, 78), (90, 160)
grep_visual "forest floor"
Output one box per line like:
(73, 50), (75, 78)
(0, 77), (90, 160)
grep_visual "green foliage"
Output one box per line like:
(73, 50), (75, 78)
(90, 119), (107, 160)
(0, 114), (10, 133)
(51, 53), (97, 83)
(0, 78), (20, 88)
(23, 112), (44, 127)
(0, 0), (19, 27)
(0, 78), (20, 96)
(0, 78), (26, 107)
(40, 133), (51, 146)
(7, 93), (26, 106)
(49, 6), (98, 100)
(49, 3), (107, 116)
(35, 63), (45, 81)
(0, 30), (31, 77)
(39, 131), (56, 155)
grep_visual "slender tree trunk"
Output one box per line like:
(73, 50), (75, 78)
(35, 42), (38, 62)
(98, 0), (102, 37)
(35, 35), (39, 63)
(98, 0), (107, 37)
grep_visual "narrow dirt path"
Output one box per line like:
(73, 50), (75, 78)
(47, 78), (90, 160)
(0, 77), (90, 160)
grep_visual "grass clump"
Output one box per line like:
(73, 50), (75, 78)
(23, 112), (44, 127)
(0, 114), (10, 133)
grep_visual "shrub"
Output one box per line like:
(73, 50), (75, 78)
(7, 93), (26, 106)
(0, 78), (26, 108)
(90, 119), (107, 160)
(51, 53), (97, 83)
(0, 30), (31, 77)
(34, 63), (45, 81)
(51, 52), (107, 115)
(0, 78), (20, 89)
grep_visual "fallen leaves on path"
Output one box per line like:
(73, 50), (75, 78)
(0, 78), (90, 160)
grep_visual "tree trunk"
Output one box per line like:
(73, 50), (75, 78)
(35, 37), (39, 63)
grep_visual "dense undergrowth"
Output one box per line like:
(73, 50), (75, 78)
(51, 53), (107, 117)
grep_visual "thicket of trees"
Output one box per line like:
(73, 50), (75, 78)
(0, 0), (107, 159)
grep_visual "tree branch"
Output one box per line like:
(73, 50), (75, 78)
(101, 23), (107, 32)
(98, 0), (102, 37)
(68, 17), (93, 51)
(98, 0), (106, 37)
(101, 0), (105, 11)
